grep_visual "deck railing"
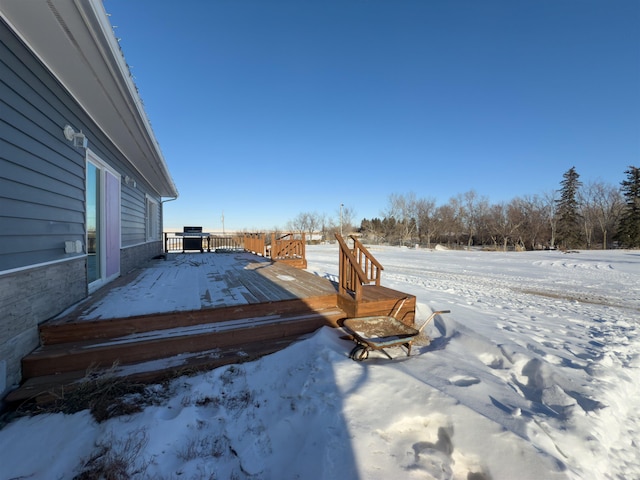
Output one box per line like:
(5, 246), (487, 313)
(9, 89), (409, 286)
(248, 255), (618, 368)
(271, 233), (305, 261)
(210, 235), (243, 251)
(164, 233), (242, 253)
(164, 233), (187, 252)
(163, 232), (307, 267)
(335, 233), (383, 301)
(243, 233), (266, 256)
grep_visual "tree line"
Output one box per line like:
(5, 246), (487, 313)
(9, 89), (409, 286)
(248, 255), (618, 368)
(357, 166), (640, 250)
(285, 205), (358, 243)
(285, 166), (640, 250)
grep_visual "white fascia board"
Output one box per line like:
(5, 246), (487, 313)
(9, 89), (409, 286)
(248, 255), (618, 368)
(83, 0), (178, 198)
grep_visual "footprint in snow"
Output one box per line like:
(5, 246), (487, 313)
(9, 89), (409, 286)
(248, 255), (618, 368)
(411, 426), (454, 477)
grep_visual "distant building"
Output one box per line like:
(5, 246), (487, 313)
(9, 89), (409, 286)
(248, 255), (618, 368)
(0, 0), (178, 399)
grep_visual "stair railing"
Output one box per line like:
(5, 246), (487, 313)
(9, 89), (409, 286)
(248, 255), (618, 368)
(335, 234), (383, 301)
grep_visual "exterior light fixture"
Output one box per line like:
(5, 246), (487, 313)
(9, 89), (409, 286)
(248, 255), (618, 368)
(124, 175), (137, 188)
(63, 124), (88, 149)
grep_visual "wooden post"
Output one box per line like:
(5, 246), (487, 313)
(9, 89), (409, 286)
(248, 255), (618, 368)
(271, 233), (275, 259)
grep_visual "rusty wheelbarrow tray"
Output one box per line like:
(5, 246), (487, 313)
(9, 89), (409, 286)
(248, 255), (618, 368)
(343, 304), (450, 361)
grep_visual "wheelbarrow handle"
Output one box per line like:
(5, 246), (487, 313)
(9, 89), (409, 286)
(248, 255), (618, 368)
(417, 310), (451, 334)
(390, 297), (409, 318)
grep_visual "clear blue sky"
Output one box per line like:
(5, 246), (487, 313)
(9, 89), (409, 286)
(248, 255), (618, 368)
(105, 0), (640, 232)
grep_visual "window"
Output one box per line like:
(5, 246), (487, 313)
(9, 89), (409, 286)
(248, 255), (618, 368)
(146, 196), (160, 241)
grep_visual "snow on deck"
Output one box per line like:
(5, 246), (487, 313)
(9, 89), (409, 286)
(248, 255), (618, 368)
(53, 252), (336, 322)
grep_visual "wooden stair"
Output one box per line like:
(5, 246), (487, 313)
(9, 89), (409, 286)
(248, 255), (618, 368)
(5, 296), (345, 405)
(6, 287), (415, 407)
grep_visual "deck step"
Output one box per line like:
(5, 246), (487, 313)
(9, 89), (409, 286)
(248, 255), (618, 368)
(5, 335), (305, 404)
(23, 308), (345, 378)
(8, 307), (345, 405)
(40, 296), (339, 345)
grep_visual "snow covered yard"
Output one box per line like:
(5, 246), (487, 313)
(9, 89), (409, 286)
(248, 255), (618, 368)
(1, 245), (638, 479)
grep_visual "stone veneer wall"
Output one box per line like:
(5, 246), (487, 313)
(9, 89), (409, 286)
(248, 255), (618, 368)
(0, 257), (86, 398)
(120, 241), (163, 276)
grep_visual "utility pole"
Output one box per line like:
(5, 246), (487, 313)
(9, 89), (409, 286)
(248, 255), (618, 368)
(340, 203), (344, 237)
(221, 211), (225, 235)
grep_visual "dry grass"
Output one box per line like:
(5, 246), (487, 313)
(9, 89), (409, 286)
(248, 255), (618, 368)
(13, 364), (168, 423)
(74, 428), (150, 480)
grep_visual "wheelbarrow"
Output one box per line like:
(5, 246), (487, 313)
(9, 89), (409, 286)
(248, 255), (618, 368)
(343, 300), (450, 361)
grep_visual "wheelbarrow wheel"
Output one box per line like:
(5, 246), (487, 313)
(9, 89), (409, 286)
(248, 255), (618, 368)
(349, 345), (369, 361)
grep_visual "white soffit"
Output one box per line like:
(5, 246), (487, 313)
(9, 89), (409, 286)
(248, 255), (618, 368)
(0, 0), (178, 198)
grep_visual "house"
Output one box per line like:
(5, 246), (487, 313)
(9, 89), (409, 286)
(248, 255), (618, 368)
(0, 0), (178, 399)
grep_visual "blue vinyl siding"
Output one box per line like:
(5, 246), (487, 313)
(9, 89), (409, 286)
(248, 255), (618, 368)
(0, 18), (162, 272)
(121, 185), (147, 246)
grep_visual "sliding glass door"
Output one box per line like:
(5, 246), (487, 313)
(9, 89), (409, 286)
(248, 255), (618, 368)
(86, 152), (120, 290)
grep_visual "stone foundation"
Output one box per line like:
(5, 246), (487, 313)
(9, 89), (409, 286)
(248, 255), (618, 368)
(120, 241), (163, 275)
(0, 258), (86, 398)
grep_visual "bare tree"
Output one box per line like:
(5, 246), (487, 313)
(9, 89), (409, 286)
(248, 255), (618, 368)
(457, 190), (490, 247)
(306, 212), (322, 241)
(384, 193), (418, 245)
(318, 213), (333, 242)
(487, 201), (524, 251)
(513, 195), (549, 250)
(582, 181), (624, 249)
(288, 211), (325, 241)
(542, 190), (558, 248)
(578, 183), (597, 249)
(434, 203), (461, 247)
(416, 197), (437, 248)
(287, 213), (308, 235)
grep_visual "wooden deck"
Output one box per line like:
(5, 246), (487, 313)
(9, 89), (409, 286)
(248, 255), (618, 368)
(6, 251), (414, 405)
(51, 251), (335, 323)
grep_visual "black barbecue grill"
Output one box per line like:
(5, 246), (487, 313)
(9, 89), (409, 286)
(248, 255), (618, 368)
(177, 226), (210, 252)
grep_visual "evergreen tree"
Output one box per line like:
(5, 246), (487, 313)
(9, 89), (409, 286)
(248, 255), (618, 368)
(555, 166), (583, 249)
(615, 166), (640, 248)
